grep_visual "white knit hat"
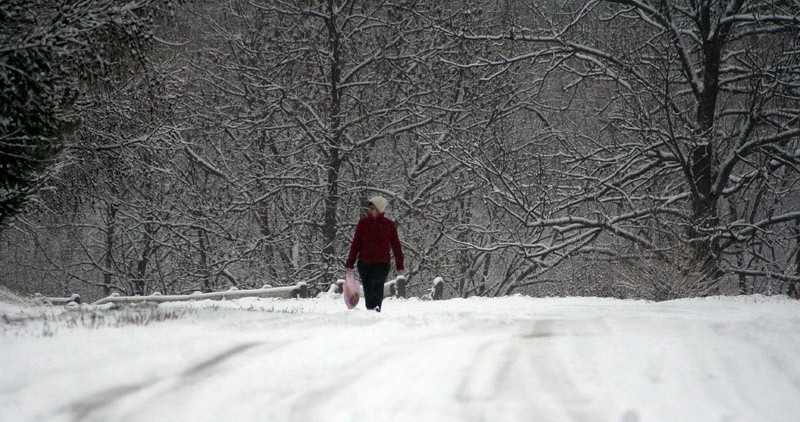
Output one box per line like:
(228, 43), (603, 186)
(369, 196), (388, 213)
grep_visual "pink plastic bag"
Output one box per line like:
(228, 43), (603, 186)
(343, 269), (360, 309)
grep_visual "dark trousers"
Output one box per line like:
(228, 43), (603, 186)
(357, 261), (390, 311)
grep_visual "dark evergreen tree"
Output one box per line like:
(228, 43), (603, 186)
(0, 0), (162, 232)
(0, 5), (76, 230)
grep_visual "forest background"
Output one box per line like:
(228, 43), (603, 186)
(2, 0), (798, 302)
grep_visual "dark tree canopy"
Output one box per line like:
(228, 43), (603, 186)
(0, 0), (159, 230)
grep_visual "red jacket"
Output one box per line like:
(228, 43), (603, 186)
(345, 214), (404, 270)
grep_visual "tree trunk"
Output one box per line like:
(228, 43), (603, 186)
(134, 224), (152, 296)
(321, 0), (342, 287)
(688, 5), (728, 286)
(198, 228), (211, 292)
(322, 153), (341, 286)
(791, 219), (800, 299)
(103, 202), (116, 296)
(689, 143), (721, 283)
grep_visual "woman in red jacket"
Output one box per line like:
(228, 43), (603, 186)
(344, 195), (404, 312)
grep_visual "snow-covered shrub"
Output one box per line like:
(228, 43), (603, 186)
(613, 259), (717, 301)
(1, 305), (191, 337)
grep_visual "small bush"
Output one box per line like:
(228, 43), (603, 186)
(613, 258), (717, 301)
(1, 304), (190, 337)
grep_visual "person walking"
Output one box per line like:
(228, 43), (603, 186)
(344, 195), (404, 312)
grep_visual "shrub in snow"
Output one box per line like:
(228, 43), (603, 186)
(1, 305), (190, 337)
(614, 258), (717, 301)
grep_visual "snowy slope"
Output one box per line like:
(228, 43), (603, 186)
(1, 295), (799, 421)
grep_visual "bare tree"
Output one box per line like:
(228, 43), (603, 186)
(173, 0), (482, 292)
(433, 0), (800, 296)
(5, 0), (796, 300)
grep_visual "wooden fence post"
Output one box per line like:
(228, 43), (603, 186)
(295, 282), (309, 298)
(432, 277), (443, 300)
(396, 275), (407, 298)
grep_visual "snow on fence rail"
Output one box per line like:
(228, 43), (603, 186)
(92, 283), (309, 305)
(37, 283), (309, 306)
(35, 293), (82, 305)
(37, 275), (448, 306)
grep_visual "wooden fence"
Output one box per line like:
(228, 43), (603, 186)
(38, 275), (446, 306)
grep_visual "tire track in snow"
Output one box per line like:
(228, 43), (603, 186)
(70, 382), (152, 422)
(64, 341), (263, 421)
(287, 331), (452, 421)
(288, 328), (492, 421)
(455, 340), (517, 402)
(453, 318), (614, 421)
(288, 346), (401, 421)
(180, 342), (260, 380)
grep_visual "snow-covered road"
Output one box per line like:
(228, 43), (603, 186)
(2, 295), (799, 421)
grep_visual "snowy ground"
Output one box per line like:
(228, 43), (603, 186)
(1, 294), (799, 422)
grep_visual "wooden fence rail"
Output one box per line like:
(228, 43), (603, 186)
(35, 293), (82, 305)
(38, 283), (308, 306)
(37, 275), (448, 306)
(92, 283), (309, 305)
